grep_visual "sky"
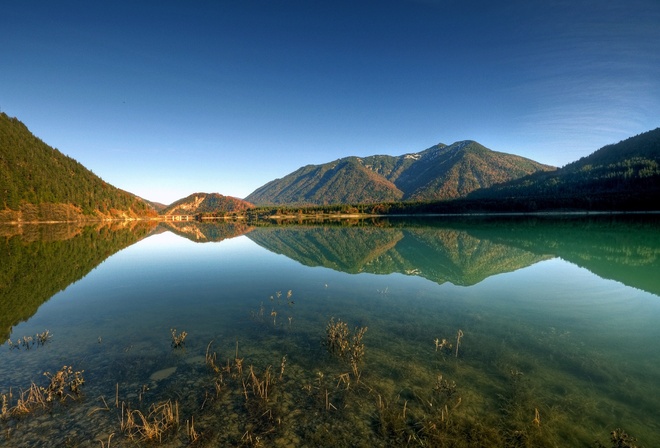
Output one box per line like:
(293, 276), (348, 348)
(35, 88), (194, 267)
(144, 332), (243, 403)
(1, 0), (659, 204)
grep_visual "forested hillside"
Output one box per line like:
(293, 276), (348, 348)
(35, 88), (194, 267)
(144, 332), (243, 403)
(467, 128), (660, 209)
(245, 140), (555, 205)
(0, 113), (156, 222)
(161, 192), (254, 217)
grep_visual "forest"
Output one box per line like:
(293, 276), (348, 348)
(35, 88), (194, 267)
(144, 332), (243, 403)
(0, 113), (155, 220)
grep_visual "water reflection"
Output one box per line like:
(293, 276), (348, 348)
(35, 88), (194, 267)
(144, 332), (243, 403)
(164, 216), (658, 295)
(1, 216), (659, 446)
(0, 221), (157, 341)
(2, 216), (657, 347)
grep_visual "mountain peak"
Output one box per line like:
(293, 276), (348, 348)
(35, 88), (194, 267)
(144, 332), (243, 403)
(162, 192), (254, 216)
(245, 141), (555, 205)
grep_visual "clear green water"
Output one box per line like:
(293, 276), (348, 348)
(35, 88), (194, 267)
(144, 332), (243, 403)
(1, 217), (659, 447)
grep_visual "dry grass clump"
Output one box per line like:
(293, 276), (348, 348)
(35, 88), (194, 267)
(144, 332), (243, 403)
(325, 318), (368, 380)
(43, 365), (85, 401)
(1, 365), (85, 419)
(326, 318), (350, 357)
(121, 399), (179, 442)
(170, 328), (188, 348)
(6, 330), (52, 350)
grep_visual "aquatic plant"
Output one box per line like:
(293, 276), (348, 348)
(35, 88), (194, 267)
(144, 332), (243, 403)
(455, 329), (464, 357)
(1, 392), (8, 419)
(326, 318), (350, 357)
(43, 365), (85, 401)
(325, 317), (368, 380)
(35, 330), (52, 346)
(434, 374), (457, 399)
(532, 407), (540, 427)
(205, 341), (221, 375)
(6, 330), (52, 350)
(349, 326), (368, 380)
(170, 328), (187, 348)
(592, 428), (640, 448)
(279, 355), (287, 380)
(186, 416), (200, 443)
(3, 365), (86, 417)
(97, 433), (114, 448)
(248, 365), (272, 402)
(121, 399), (179, 442)
(12, 383), (47, 415)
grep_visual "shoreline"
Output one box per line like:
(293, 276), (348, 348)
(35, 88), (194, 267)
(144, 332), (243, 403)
(1, 209), (659, 225)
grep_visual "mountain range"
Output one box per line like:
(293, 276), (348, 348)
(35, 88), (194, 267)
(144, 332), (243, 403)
(1, 111), (659, 220)
(244, 141), (555, 205)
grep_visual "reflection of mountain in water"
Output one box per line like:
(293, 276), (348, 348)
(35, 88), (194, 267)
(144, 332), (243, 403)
(247, 225), (552, 286)
(0, 221), (157, 341)
(464, 216), (660, 296)
(247, 227), (404, 274)
(393, 228), (552, 286)
(158, 221), (254, 242)
(245, 216), (660, 296)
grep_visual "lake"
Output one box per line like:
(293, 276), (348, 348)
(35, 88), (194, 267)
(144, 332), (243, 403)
(1, 216), (659, 447)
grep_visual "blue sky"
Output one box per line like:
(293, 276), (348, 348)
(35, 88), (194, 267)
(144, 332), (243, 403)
(2, 0), (659, 204)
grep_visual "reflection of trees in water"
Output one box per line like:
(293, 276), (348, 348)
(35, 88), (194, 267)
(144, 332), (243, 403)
(0, 221), (157, 341)
(247, 226), (403, 274)
(3, 216), (657, 343)
(247, 225), (550, 286)
(246, 216), (660, 294)
(158, 221), (255, 243)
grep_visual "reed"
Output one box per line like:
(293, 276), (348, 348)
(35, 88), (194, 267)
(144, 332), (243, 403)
(1, 392), (8, 419)
(12, 383), (47, 415)
(235, 357), (244, 377)
(326, 318), (350, 357)
(434, 374), (457, 399)
(170, 328), (187, 348)
(532, 407), (540, 427)
(248, 365), (272, 401)
(205, 341), (220, 374)
(43, 365), (85, 402)
(434, 338), (452, 353)
(187, 416), (200, 443)
(279, 355), (287, 380)
(455, 329), (463, 358)
(121, 399), (179, 442)
(349, 326), (368, 380)
(324, 389), (336, 411)
(336, 373), (351, 390)
(326, 318), (368, 381)
(35, 330), (52, 346)
(87, 396), (111, 416)
(97, 433), (114, 448)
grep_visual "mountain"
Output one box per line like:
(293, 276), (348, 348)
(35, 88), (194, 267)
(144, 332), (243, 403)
(468, 128), (660, 209)
(161, 192), (255, 217)
(244, 141), (555, 205)
(0, 113), (157, 222)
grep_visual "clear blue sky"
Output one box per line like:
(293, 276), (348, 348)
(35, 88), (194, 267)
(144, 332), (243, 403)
(2, 0), (659, 204)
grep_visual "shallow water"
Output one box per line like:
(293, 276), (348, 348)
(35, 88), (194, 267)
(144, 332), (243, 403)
(1, 216), (659, 447)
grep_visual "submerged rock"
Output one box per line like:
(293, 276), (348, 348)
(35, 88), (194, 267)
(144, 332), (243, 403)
(150, 366), (177, 381)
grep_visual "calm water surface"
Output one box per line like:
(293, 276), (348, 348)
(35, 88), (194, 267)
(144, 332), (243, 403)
(1, 217), (659, 447)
